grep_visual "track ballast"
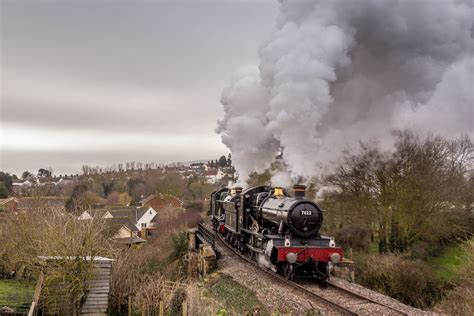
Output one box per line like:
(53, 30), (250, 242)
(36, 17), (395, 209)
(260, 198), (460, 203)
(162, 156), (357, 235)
(197, 222), (409, 316)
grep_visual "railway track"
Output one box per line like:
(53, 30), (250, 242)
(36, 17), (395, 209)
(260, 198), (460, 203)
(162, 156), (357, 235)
(197, 222), (409, 315)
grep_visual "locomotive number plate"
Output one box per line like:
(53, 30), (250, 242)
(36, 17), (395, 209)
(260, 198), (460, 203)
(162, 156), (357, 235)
(300, 210), (313, 216)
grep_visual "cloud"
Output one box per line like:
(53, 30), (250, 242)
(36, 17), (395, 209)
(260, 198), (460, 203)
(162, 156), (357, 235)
(0, 0), (279, 174)
(1, 74), (215, 133)
(218, 0), (473, 183)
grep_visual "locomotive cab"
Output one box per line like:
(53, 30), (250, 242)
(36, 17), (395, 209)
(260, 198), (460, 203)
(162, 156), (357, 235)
(210, 188), (229, 233)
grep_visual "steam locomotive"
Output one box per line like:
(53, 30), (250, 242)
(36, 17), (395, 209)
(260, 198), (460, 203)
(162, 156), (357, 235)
(210, 185), (343, 281)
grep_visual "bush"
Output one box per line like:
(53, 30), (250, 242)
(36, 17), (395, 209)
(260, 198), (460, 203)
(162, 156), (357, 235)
(355, 253), (444, 308)
(0, 208), (116, 310)
(184, 200), (204, 212)
(109, 210), (202, 313)
(170, 232), (188, 262)
(435, 239), (474, 314)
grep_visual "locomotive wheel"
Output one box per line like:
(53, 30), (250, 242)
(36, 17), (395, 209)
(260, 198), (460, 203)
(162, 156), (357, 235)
(283, 263), (295, 280)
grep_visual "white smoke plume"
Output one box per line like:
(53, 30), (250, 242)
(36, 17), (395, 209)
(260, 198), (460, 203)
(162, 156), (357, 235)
(217, 0), (473, 183)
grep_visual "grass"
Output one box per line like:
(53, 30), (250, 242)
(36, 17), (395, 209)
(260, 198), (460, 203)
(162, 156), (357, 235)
(206, 274), (264, 314)
(429, 242), (466, 281)
(0, 279), (35, 310)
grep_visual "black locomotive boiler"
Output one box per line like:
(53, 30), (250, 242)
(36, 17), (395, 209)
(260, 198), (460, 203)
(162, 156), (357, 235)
(210, 185), (343, 281)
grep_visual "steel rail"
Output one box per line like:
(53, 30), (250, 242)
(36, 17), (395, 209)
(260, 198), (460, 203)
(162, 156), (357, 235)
(198, 223), (356, 315)
(326, 281), (409, 315)
(198, 222), (409, 316)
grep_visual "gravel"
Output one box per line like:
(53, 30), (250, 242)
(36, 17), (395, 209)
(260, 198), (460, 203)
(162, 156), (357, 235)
(217, 244), (342, 315)
(201, 221), (438, 315)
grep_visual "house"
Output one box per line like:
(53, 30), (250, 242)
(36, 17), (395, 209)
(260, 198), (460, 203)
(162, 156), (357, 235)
(140, 194), (184, 212)
(135, 207), (157, 230)
(103, 217), (146, 246)
(204, 168), (226, 184)
(78, 209), (113, 220)
(106, 206), (157, 230)
(17, 197), (67, 211)
(81, 206), (158, 231)
(55, 177), (77, 188)
(0, 197), (19, 212)
(139, 215), (159, 240)
(189, 162), (205, 170)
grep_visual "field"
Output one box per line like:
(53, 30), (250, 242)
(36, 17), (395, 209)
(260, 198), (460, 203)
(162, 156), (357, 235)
(0, 279), (35, 311)
(429, 244), (465, 281)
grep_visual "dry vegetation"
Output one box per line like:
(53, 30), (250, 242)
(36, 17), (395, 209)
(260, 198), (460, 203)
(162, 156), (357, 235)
(320, 131), (474, 310)
(435, 239), (474, 315)
(109, 210), (203, 313)
(0, 204), (204, 314)
(0, 208), (116, 310)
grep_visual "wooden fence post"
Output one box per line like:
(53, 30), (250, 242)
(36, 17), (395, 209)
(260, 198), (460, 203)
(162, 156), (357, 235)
(159, 301), (163, 316)
(182, 301), (187, 316)
(128, 295), (132, 316)
(28, 271), (44, 316)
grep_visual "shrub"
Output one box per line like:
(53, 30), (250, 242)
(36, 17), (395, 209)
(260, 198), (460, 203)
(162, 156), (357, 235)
(435, 239), (474, 314)
(109, 209), (202, 313)
(184, 200), (204, 212)
(355, 253), (444, 308)
(170, 232), (188, 262)
(0, 208), (116, 311)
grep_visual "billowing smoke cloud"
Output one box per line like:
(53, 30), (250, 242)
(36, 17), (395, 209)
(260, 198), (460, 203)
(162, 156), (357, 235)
(217, 0), (473, 183)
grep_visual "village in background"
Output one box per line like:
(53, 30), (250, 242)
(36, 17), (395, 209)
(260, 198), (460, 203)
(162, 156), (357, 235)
(0, 154), (235, 243)
(0, 154), (239, 314)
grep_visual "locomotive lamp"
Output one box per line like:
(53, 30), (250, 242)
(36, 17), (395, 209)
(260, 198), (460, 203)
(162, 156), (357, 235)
(330, 253), (341, 264)
(286, 252), (297, 264)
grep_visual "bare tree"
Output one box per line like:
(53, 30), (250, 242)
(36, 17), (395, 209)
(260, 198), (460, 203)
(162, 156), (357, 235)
(323, 131), (473, 253)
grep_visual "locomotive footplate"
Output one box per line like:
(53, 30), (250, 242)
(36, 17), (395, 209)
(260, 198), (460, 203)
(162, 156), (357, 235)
(276, 246), (343, 263)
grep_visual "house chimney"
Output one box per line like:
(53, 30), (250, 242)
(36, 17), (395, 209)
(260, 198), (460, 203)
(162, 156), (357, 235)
(293, 184), (306, 198)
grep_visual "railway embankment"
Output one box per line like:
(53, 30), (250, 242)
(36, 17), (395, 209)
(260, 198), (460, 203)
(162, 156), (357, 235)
(194, 221), (437, 315)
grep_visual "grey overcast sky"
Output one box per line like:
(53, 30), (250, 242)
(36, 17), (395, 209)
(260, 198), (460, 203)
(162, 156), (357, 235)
(0, 0), (278, 176)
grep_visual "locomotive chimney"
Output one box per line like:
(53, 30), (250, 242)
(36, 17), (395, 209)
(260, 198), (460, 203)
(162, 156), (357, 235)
(293, 184), (306, 198)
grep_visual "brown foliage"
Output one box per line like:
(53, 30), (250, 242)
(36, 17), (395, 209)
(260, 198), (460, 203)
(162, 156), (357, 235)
(435, 239), (474, 315)
(0, 208), (117, 309)
(355, 253), (442, 308)
(109, 210), (202, 313)
(106, 191), (120, 203)
(323, 131), (473, 253)
(333, 225), (372, 251)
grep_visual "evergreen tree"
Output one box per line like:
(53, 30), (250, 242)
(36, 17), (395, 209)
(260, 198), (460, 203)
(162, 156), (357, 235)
(0, 182), (8, 198)
(218, 156), (227, 168)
